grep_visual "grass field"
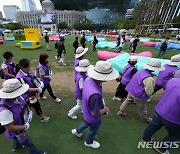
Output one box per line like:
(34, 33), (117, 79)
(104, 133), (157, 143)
(0, 35), (179, 154)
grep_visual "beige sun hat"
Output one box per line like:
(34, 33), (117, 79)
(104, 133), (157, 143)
(75, 47), (88, 58)
(0, 79), (29, 99)
(87, 61), (119, 81)
(168, 55), (180, 66)
(129, 56), (138, 62)
(75, 59), (93, 72)
(143, 59), (165, 71)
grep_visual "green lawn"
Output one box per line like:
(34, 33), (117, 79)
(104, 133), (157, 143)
(0, 35), (179, 154)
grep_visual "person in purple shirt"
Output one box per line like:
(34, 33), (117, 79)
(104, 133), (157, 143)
(74, 47), (88, 82)
(113, 56), (138, 101)
(153, 54), (180, 94)
(68, 59), (93, 119)
(142, 70), (180, 154)
(117, 59), (165, 123)
(1, 51), (16, 80)
(0, 79), (47, 154)
(71, 61), (119, 149)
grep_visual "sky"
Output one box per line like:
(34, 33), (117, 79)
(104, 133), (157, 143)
(0, 0), (42, 17)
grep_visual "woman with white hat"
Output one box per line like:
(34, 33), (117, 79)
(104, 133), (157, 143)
(71, 61), (119, 149)
(0, 79), (46, 154)
(113, 56), (138, 101)
(117, 59), (165, 123)
(153, 54), (180, 94)
(68, 59), (92, 119)
(74, 47), (88, 82)
(142, 70), (180, 154)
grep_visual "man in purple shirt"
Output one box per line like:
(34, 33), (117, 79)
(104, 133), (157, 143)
(142, 70), (180, 154)
(71, 61), (119, 149)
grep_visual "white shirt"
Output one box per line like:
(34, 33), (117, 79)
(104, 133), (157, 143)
(79, 78), (84, 90)
(0, 110), (13, 126)
(130, 38), (135, 43)
(1, 63), (8, 70)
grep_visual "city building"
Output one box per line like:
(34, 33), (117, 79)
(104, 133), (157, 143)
(3, 5), (20, 21)
(21, 0), (37, 11)
(16, 0), (85, 33)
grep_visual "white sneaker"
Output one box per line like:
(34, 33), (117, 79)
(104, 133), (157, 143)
(62, 63), (67, 66)
(112, 96), (121, 101)
(44, 116), (50, 120)
(39, 96), (47, 100)
(55, 56), (57, 60)
(84, 141), (100, 149)
(71, 129), (82, 137)
(54, 98), (61, 103)
(68, 113), (77, 119)
(146, 99), (151, 102)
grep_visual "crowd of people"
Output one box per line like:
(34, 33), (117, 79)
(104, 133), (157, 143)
(0, 35), (180, 154)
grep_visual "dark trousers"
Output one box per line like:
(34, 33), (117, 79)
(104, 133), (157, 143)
(28, 100), (42, 116)
(93, 44), (96, 51)
(152, 84), (163, 95)
(158, 49), (166, 58)
(131, 45), (137, 53)
(115, 83), (128, 98)
(81, 44), (86, 48)
(39, 84), (56, 100)
(57, 51), (62, 58)
(143, 112), (180, 152)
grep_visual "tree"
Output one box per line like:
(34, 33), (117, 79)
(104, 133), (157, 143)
(73, 21), (95, 31)
(172, 15), (180, 28)
(57, 22), (68, 29)
(5, 23), (25, 30)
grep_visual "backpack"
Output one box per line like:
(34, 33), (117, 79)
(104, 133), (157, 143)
(0, 104), (12, 134)
(0, 69), (5, 79)
(161, 41), (167, 49)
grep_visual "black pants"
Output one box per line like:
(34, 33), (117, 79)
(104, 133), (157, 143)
(57, 52), (62, 58)
(74, 47), (78, 54)
(131, 45), (137, 53)
(152, 84), (163, 95)
(93, 44), (96, 51)
(28, 100), (42, 116)
(81, 44), (86, 48)
(39, 84), (56, 100)
(115, 83), (128, 98)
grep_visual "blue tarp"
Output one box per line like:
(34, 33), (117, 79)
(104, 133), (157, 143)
(155, 43), (180, 50)
(5, 37), (15, 41)
(108, 53), (178, 76)
(86, 36), (106, 42)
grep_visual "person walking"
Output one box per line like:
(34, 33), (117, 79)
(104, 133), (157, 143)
(142, 70), (180, 154)
(56, 38), (66, 66)
(73, 37), (79, 54)
(0, 79), (47, 154)
(68, 59), (92, 119)
(16, 59), (50, 122)
(1, 51), (16, 80)
(117, 59), (165, 123)
(92, 36), (98, 51)
(71, 61), (119, 149)
(158, 37), (170, 58)
(113, 56), (138, 101)
(38, 54), (61, 103)
(44, 31), (50, 51)
(80, 33), (86, 48)
(153, 54), (180, 94)
(131, 35), (140, 53)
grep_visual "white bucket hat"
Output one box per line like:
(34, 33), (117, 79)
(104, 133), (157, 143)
(168, 55), (180, 66)
(87, 61), (119, 81)
(75, 59), (93, 72)
(0, 79), (29, 99)
(75, 47), (88, 58)
(129, 56), (138, 62)
(143, 59), (165, 71)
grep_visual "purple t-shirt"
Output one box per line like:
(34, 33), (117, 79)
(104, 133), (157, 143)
(86, 93), (104, 127)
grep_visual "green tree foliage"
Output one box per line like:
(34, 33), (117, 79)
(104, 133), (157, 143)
(73, 21), (95, 31)
(5, 23), (25, 30)
(108, 19), (136, 30)
(172, 15), (180, 28)
(57, 22), (68, 29)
